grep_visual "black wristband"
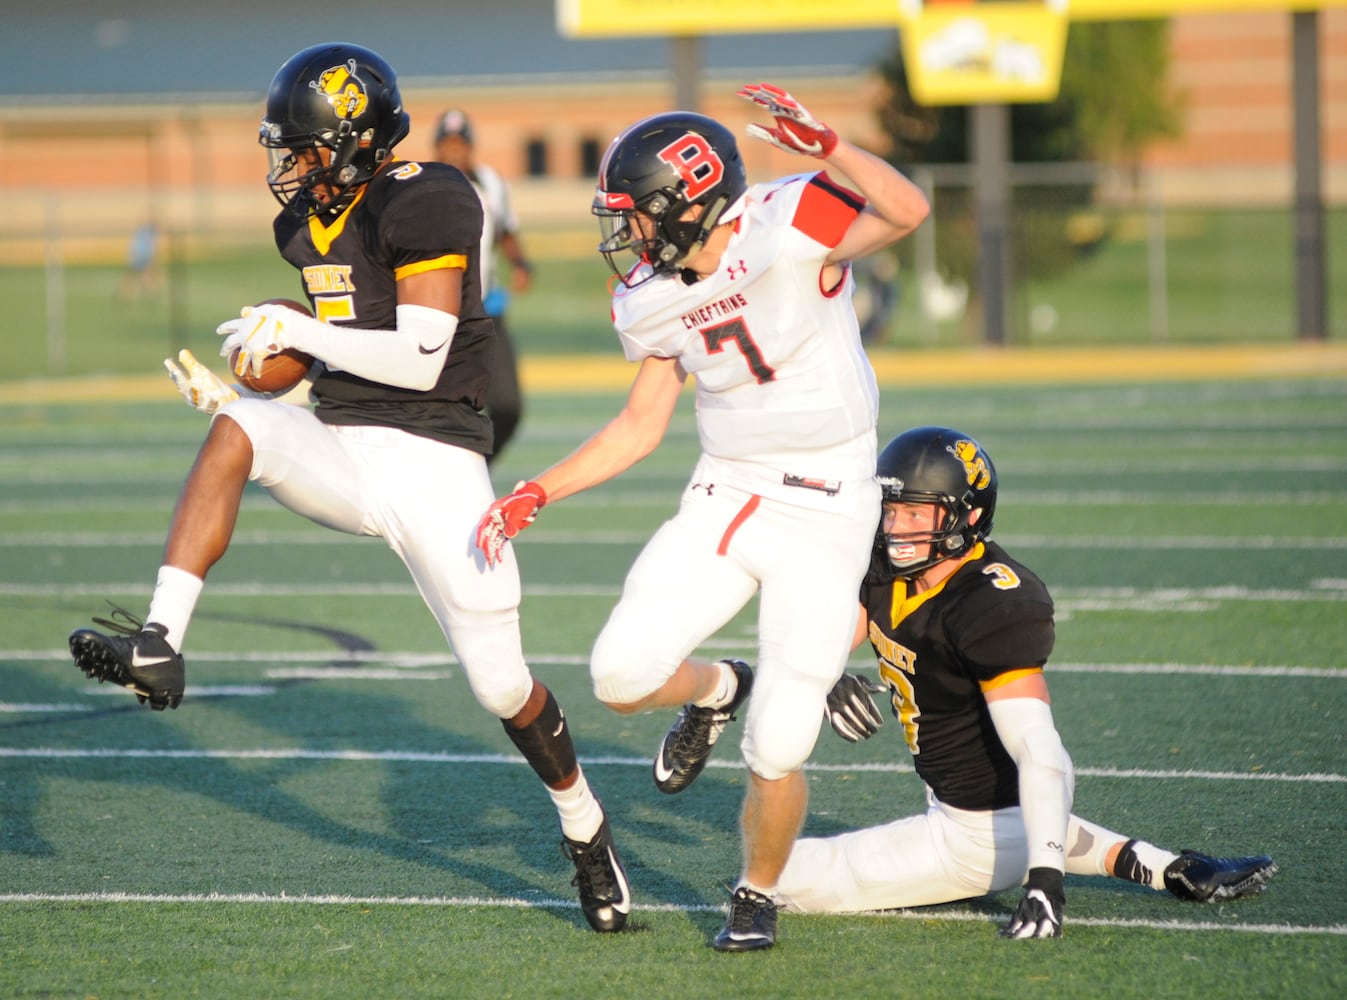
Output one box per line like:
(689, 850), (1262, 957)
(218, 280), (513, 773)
(1027, 866), (1065, 900)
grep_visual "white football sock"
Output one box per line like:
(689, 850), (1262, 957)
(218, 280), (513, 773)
(549, 766), (605, 844)
(737, 879), (776, 899)
(1129, 839), (1179, 891)
(693, 660), (737, 709)
(146, 565), (204, 653)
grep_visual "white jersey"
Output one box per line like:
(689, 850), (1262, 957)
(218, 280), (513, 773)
(612, 172), (879, 512)
(467, 163), (518, 294)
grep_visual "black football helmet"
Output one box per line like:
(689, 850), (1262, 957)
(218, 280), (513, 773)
(259, 42), (411, 217)
(874, 426), (998, 578)
(593, 112), (747, 286)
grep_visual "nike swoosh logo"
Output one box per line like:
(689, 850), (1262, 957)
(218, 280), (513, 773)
(608, 847), (632, 913)
(652, 751), (675, 784)
(131, 651), (174, 668)
(793, 137), (823, 154)
(418, 340), (449, 355)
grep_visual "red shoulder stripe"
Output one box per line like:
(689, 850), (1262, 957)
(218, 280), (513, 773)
(791, 172), (865, 248)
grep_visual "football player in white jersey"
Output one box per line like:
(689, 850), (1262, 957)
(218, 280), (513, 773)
(477, 83), (930, 950)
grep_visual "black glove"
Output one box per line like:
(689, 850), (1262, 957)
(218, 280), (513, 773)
(1000, 867), (1065, 939)
(824, 672), (885, 742)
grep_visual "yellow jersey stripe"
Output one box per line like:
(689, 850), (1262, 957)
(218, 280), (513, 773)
(307, 185), (367, 256)
(979, 666), (1044, 693)
(887, 541), (986, 627)
(395, 254), (467, 281)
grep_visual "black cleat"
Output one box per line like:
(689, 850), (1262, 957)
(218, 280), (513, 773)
(1163, 850), (1278, 902)
(561, 815), (631, 933)
(653, 659), (753, 794)
(712, 886), (778, 952)
(69, 611), (185, 711)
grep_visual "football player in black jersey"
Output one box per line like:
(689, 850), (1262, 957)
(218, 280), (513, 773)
(66, 42), (630, 933)
(773, 426), (1276, 937)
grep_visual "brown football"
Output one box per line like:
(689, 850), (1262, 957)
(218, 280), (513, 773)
(230, 298), (316, 393)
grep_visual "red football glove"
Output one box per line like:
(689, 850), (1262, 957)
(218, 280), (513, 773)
(476, 480), (547, 566)
(738, 82), (839, 158)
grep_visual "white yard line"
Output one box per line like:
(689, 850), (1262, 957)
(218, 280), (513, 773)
(5, 530), (1347, 549)
(1, 747), (1341, 784)
(0, 890), (1339, 936)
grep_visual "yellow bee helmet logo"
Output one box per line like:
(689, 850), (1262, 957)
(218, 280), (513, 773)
(951, 439), (992, 490)
(311, 60), (368, 120)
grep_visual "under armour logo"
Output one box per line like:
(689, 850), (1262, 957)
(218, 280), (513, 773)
(726, 259), (748, 280)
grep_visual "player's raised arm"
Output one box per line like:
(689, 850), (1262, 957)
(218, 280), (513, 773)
(738, 82), (929, 263)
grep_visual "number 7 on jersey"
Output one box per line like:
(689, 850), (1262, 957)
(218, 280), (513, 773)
(699, 316), (776, 384)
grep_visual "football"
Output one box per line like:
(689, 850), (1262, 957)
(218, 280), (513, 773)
(230, 298), (316, 394)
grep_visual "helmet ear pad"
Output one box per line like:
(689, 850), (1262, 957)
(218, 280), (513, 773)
(653, 193), (733, 268)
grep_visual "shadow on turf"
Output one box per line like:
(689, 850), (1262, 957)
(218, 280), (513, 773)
(6, 612), (731, 935)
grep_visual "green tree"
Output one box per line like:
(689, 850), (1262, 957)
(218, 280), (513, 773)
(879, 19), (1181, 166)
(875, 19), (1182, 313)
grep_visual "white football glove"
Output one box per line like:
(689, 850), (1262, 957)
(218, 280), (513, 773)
(164, 349), (238, 415)
(217, 302), (306, 380)
(824, 672), (886, 742)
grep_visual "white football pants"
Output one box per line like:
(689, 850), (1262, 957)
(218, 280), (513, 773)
(775, 788), (1124, 912)
(591, 477), (880, 780)
(218, 399), (533, 719)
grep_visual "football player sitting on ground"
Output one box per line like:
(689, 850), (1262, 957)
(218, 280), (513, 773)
(477, 84), (930, 951)
(65, 42), (629, 934)
(775, 425), (1278, 937)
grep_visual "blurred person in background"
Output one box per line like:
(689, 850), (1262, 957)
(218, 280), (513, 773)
(433, 108), (532, 466)
(118, 221), (163, 301)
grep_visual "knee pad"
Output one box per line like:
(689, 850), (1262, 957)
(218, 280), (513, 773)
(451, 610), (533, 719)
(740, 668), (829, 780)
(589, 607), (682, 706)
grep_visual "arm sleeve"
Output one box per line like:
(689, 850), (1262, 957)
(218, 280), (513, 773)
(986, 695), (1074, 874)
(283, 304), (457, 391)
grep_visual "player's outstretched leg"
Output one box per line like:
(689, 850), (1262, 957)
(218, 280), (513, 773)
(68, 608), (185, 710)
(1163, 850), (1278, 902)
(653, 659), (754, 794)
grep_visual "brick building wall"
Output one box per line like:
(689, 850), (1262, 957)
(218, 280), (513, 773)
(1140, 10), (1346, 203)
(0, 10), (1341, 248)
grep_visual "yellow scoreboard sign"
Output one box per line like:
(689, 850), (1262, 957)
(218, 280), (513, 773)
(556, 0), (1344, 103)
(899, 2), (1069, 105)
(556, 0), (1342, 37)
(555, 0), (900, 37)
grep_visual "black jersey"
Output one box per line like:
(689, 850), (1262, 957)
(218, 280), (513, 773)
(860, 540), (1055, 811)
(273, 159), (494, 453)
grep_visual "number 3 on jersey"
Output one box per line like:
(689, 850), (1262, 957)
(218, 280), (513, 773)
(699, 316), (776, 384)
